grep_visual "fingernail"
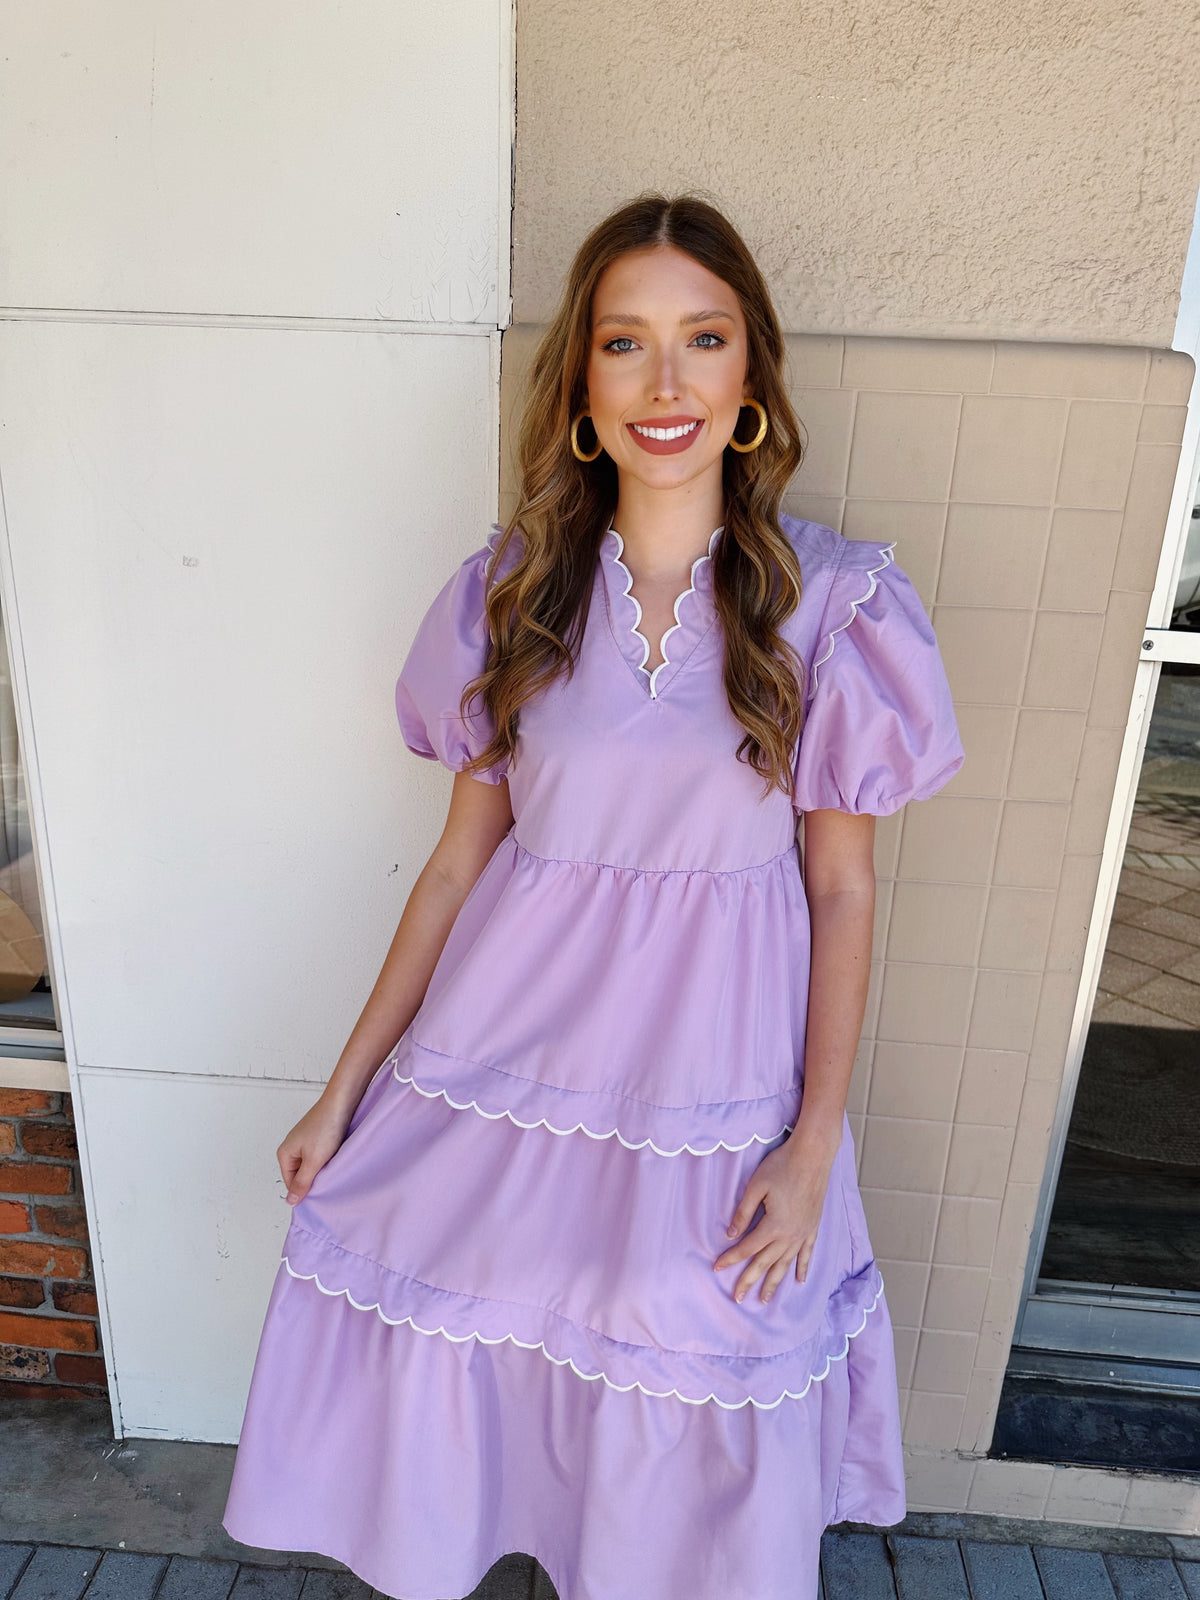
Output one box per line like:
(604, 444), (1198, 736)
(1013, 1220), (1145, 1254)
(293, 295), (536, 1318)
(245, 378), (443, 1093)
(726, 1225), (737, 1237)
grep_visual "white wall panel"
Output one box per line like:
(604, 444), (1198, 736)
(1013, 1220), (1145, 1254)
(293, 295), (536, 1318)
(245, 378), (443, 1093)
(0, 319), (497, 1082)
(77, 1067), (328, 1441)
(0, 1), (509, 324)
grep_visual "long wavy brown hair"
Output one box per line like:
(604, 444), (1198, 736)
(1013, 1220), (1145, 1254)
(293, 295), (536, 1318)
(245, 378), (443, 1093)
(460, 193), (808, 799)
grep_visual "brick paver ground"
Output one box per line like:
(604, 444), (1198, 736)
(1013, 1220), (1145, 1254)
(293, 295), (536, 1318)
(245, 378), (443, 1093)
(1, 1533), (1198, 1600)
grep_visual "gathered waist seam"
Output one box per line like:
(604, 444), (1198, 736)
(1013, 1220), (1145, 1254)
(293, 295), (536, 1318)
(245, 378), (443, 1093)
(509, 836), (798, 878)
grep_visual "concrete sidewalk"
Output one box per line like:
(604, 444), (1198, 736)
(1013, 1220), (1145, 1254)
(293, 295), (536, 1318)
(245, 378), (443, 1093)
(1, 1398), (1197, 1599)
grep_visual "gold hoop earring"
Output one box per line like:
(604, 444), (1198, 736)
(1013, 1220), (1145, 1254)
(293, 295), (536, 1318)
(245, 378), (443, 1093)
(728, 398), (769, 453)
(570, 413), (603, 463)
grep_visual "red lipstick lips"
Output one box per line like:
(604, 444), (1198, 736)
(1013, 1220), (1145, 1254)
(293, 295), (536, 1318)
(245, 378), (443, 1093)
(626, 415), (704, 457)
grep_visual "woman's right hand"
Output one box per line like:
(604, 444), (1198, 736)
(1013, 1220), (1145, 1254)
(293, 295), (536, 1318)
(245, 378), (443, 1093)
(277, 1094), (355, 1207)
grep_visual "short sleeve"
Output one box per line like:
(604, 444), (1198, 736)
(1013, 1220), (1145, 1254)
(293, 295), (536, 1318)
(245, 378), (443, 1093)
(394, 541), (509, 784)
(792, 547), (964, 815)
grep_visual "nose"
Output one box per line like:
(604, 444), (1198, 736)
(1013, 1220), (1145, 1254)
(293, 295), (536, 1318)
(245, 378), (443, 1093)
(647, 343), (681, 403)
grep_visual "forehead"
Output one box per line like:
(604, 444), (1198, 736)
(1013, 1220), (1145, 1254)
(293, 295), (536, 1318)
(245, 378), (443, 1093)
(591, 246), (742, 325)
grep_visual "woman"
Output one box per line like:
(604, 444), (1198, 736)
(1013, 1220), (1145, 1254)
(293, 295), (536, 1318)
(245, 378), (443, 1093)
(223, 193), (965, 1600)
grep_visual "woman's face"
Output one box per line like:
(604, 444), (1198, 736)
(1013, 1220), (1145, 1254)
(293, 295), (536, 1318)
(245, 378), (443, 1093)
(584, 245), (750, 494)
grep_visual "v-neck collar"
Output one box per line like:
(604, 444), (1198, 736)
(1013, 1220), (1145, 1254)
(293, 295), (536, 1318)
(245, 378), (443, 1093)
(598, 524), (723, 700)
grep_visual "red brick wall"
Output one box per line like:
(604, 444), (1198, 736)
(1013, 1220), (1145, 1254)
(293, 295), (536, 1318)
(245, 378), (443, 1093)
(0, 1087), (107, 1397)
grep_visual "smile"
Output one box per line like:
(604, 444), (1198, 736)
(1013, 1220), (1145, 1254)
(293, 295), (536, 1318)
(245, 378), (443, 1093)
(626, 417), (703, 456)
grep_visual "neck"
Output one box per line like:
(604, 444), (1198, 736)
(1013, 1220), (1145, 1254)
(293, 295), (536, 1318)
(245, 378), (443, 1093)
(611, 471), (725, 579)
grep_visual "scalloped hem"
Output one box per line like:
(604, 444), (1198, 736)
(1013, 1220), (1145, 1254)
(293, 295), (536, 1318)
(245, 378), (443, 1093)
(603, 525), (723, 699)
(809, 541), (896, 692)
(391, 1036), (800, 1159)
(279, 1225), (887, 1412)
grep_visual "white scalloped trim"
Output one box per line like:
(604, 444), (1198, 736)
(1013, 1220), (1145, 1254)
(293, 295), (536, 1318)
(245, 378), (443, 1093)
(391, 1057), (793, 1157)
(605, 526), (723, 699)
(809, 542), (897, 693)
(281, 1254), (885, 1410)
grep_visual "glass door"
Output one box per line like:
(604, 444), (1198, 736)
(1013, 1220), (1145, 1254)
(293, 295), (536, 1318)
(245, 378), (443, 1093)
(1013, 485), (1200, 1383)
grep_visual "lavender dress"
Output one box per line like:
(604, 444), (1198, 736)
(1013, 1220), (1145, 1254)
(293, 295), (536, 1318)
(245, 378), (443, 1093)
(222, 513), (965, 1600)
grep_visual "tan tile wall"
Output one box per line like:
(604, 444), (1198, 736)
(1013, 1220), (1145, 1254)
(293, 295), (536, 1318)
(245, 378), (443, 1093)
(499, 328), (1198, 1528)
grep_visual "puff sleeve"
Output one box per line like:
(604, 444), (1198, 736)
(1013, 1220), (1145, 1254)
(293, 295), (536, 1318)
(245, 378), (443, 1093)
(394, 542), (509, 784)
(792, 546), (964, 815)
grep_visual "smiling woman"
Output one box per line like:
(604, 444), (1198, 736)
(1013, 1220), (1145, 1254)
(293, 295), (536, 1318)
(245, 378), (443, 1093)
(222, 194), (965, 1600)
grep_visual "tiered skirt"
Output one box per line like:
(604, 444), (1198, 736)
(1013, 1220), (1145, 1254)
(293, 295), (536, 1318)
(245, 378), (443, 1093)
(222, 837), (907, 1599)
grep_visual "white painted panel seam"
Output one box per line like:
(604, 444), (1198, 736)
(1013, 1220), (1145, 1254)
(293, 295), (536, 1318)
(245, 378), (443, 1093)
(0, 308), (500, 337)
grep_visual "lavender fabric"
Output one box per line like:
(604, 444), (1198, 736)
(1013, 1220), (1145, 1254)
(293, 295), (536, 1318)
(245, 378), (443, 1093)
(223, 514), (965, 1600)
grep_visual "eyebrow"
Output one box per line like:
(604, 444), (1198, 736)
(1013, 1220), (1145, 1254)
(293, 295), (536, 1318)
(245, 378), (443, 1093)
(593, 309), (736, 330)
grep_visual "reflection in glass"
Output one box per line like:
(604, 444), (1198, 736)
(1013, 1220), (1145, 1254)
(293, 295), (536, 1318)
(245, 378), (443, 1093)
(1041, 662), (1200, 1294)
(0, 608), (53, 1030)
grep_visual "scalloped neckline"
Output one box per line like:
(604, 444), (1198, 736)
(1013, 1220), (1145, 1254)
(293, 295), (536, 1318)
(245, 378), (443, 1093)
(600, 525), (723, 699)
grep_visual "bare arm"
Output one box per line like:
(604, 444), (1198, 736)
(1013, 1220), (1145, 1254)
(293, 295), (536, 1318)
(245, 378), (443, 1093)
(712, 807), (876, 1302)
(278, 770), (515, 1203)
(788, 807), (876, 1150)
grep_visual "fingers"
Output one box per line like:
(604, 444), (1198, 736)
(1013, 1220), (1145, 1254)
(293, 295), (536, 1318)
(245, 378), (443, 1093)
(723, 1177), (767, 1244)
(734, 1243), (787, 1304)
(277, 1145), (311, 1206)
(724, 1232), (818, 1303)
(285, 1166), (316, 1206)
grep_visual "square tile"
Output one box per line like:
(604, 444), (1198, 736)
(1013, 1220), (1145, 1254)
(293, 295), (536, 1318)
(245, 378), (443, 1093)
(1144, 349), (1194, 405)
(847, 391), (962, 502)
(1040, 508), (1124, 612)
(956, 1048), (1028, 1126)
(993, 801), (1070, 888)
(923, 1263), (991, 1333)
(1022, 614), (1106, 711)
(1138, 404), (1188, 445)
(868, 1041), (964, 1120)
(792, 388), (857, 497)
(912, 1327), (979, 1393)
(875, 1257), (931, 1327)
(944, 1123), (1016, 1199)
(886, 880), (987, 965)
(1055, 401), (1141, 510)
(1045, 853), (1103, 973)
(860, 1187), (942, 1263)
(905, 1389), (969, 1449)
(933, 605), (1035, 704)
(934, 1194), (1002, 1268)
(979, 886), (1057, 972)
(1044, 1465), (1130, 1526)
(861, 1115), (953, 1192)
(990, 344), (1148, 401)
(1088, 591), (1152, 729)
(783, 334), (844, 389)
(951, 395), (1068, 505)
(877, 961), (976, 1048)
(937, 503), (1050, 609)
(843, 336), (993, 393)
(940, 705), (1018, 799)
(968, 968), (1043, 1051)
(903, 1446), (976, 1511)
(992, 1181), (1041, 1278)
(1114, 442), (1187, 591)
(1064, 727), (1124, 854)
(967, 1458), (1054, 1518)
(1007, 709), (1089, 802)
(898, 795), (1003, 884)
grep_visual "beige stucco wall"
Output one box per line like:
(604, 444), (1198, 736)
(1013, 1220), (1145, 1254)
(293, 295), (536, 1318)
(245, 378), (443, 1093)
(499, 327), (1199, 1531)
(514, 0), (1200, 344)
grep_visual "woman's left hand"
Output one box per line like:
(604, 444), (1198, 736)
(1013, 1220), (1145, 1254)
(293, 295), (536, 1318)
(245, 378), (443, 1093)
(713, 1128), (841, 1304)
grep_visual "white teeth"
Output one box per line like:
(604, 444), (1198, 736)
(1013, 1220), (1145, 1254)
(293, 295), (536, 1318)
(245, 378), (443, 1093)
(631, 421), (699, 441)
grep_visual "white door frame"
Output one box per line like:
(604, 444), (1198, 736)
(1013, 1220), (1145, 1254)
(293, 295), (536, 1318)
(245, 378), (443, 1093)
(1013, 183), (1200, 1360)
